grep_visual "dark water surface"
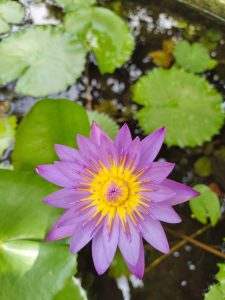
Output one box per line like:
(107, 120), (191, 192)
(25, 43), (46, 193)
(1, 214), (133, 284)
(0, 1), (225, 299)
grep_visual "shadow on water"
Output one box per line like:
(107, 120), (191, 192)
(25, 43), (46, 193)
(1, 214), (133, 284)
(1, 1), (225, 299)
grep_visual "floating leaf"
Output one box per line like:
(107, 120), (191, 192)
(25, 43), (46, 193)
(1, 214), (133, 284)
(54, 0), (96, 11)
(54, 278), (87, 300)
(133, 68), (224, 147)
(189, 184), (221, 226)
(0, 169), (77, 300)
(13, 99), (90, 171)
(205, 263), (225, 300)
(0, 26), (86, 97)
(0, 115), (17, 157)
(65, 7), (134, 73)
(0, 0), (25, 34)
(87, 111), (119, 139)
(174, 41), (217, 73)
(194, 157), (212, 177)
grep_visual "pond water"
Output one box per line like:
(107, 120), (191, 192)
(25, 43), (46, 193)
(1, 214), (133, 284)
(0, 1), (225, 299)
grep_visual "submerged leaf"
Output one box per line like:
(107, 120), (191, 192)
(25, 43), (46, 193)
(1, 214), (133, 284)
(149, 50), (173, 68)
(0, 0), (25, 34)
(0, 115), (17, 157)
(0, 26), (86, 97)
(133, 68), (224, 147)
(54, 0), (96, 11)
(65, 7), (134, 73)
(174, 41), (217, 73)
(13, 99), (90, 171)
(194, 157), (212, 177)
(87, 111), (119, 139)
(189, 184), (221, 226)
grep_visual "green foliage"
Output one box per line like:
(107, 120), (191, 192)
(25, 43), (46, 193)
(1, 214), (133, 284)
(189, 184), (221, 226)
(194, 157), (212, 177)
(87, 111), (119, 139)
(133, 68), (224, 147)
(0, 0), (25, 34)
(205, 263), (225, 300)
(0, 26), (86, 97)
(173, 41), (217, 73)
(54, 278), (87, 300)
(0, 169), (79, 300)
(109, 252), (130, 278)
(54, 0), (96, 11)
(0, 115), (17, 157)
(12, 99), (90, 171)
(65, 7), (134, 73)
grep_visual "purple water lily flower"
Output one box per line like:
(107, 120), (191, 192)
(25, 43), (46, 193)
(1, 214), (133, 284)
(36, 123), (199, 279)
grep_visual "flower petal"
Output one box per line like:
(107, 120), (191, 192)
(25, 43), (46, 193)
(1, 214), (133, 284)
(139, 162), (175, 183)
(140, 217), (169, 253)
(54, 161), (86, 182)
(139, 128), (166, 169)
(150, 203), (182, 223)
(77, 134), (100, 161)
(103, 214), (120, 263)
(43, 189), (90, 208)
(36, 164), (75, 187)
(125, 239), (145, 279)
(54, 144), (82, 163)
(46, 224), (75, 241)
(162, 179), (200, 206)
(114, 123), (132, 152)
(141, 183), (176, 202)
(118, 219), (141, 266)
(70, 220), (97, 253)
(90, 121), (111, 145)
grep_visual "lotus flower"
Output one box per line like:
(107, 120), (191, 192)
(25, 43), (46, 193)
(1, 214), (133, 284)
(36, 123), (199, 278)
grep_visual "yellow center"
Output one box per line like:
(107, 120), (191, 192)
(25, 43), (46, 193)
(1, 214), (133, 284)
(81, 160), (148, 230)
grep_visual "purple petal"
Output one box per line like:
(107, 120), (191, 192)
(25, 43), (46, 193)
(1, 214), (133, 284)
(141, 183), (176, 202)
(99, 135), (118, 167)
(90, 122), (111, 145)
(138, 128), (166, 169)
(103, 214), (119, 263)
(118, 219), (141, 266)
(77, 134), (100, 161)
(46, 224), (75, 241)
(162, 179), (200, 206)
(114, 124), (132, 152)
(54, 161), (86, 182)
(139, 162), (175, 183)
(57, 206), (96, 227)
(140, 216), (169, 254)
(43, 189), (90, 208)
(54, 144), (82, 163)
(124, 137), (141, 168)
(125, 239), (145, 279)
(92, 229), (111, 275)
(70, 219), (97, 253)
(150, 203), (182, 223)
(36, 164), (75, 187)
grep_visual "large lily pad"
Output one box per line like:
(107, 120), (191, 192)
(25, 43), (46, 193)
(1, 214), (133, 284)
(13, 99), (90, 171)
(174, 41), (217, 73)
(133, 68), (224, 147)
(0, 26), (86, 97)
(0, 0), (25, 34)
(54, 0), (96, 11)
(0, 115), (17, 157)
(0, 169), (77, 300)
(205, 263), (225, 300)
(65, 7), (134, 73)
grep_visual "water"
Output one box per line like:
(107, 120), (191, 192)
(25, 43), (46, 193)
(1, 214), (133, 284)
(0, 1), (225, 299)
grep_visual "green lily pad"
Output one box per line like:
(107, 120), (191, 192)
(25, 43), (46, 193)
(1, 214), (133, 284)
(13, 99), (90, 171)
(65, 7), (134, 73)
(0, 26), (86, 97)
(87, 111), (119, 139)
(0, 0), (25, 34)
(205, 264), (225, 300)
(0, 115), (17, 157)
(173, 41), (217, 73)
(54, 278), (87, 300)
(54, 0), (96, 11)
(133, 68), (224, 147)
(189, 184), (221, 226)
